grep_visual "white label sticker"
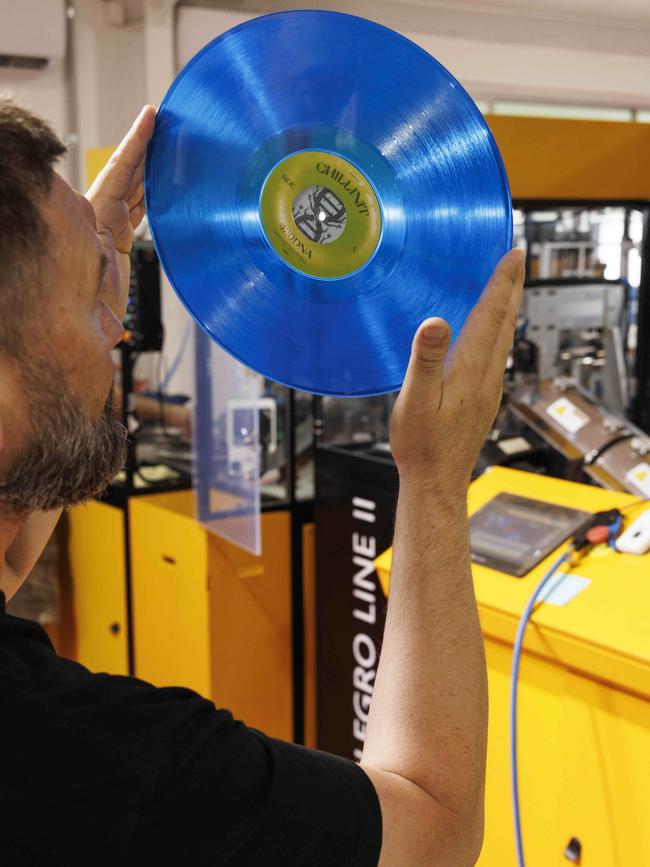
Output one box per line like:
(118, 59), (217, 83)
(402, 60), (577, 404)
(546, 398), (590, 434)
(538, 573), (591, 607)
(625, 462), (650, 498)
(497, 436), (531, 456)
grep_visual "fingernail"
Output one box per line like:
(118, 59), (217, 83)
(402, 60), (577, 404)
(422, 323), (447, 344)
(512, 247), (526, 270)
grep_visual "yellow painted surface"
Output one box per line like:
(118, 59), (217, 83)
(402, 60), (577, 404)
(69, 487), (295, 742)
(67, 500), (128, 675)
(85, 117), (650, 207)
(85, 146), (116, 189)
(376, 468), (650, 865)
(486, 114), (650, 200)
(129, 491), (210, 698)
(481, 639), (650, 866)
(376, 468), (649, 696)
(208, 510), (293, 742)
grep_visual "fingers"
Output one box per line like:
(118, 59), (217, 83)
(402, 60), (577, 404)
(399, 317), (451, 412)
(127, 177), (146, 229)
(491, 251), (525, 375)
(452, 248), (525, 379)
(110, 105), (156, 174)
(127, 180), (144, 209)
(87, 106), (155, 200)
(129, 202), (146, 230)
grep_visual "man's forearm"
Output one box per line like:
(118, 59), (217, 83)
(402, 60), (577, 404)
(361, 482), (488, 837)
(358, 250), (522, 865)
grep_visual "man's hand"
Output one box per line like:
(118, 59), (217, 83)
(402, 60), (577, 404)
(86, 106), (156, 320)
(389, 248), (525, 497)
(361, 250), (525, 867)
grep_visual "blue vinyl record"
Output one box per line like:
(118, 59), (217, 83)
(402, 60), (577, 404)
(145, 10), (512, 396)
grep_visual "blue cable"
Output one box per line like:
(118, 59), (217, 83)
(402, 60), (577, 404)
(510, 549), (573, 867)
(608, 515), (622, 549)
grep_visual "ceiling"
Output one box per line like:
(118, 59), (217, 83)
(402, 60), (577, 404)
(393, 0), (650, 26)
(119, 0), (650, 57)
(179, 0), (650, 25)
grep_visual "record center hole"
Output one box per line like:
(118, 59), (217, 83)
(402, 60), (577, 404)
(292, 185), (346, 245)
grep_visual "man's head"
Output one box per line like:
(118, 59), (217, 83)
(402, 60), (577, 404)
(0, 100), (128, 518)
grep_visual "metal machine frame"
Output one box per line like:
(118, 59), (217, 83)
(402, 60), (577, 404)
(516, 198), (650, 433)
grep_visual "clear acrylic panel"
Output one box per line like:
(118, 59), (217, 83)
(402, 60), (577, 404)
(193, 325), (262, 555)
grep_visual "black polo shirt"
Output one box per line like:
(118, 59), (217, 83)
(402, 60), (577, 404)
(0, 592), (382, 866)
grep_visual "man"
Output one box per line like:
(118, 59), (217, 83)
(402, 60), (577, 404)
(0, 100), (524, 866)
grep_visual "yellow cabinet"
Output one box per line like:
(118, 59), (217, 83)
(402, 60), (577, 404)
(555, 675), (650, 866)
(67, 500), (129, 675)
(376, 468), (650, 867)
(128, 491), (295, 742)
(208, 510), (293, 742)
(129, 491), (210, 698)
(69, 490), (299, 744)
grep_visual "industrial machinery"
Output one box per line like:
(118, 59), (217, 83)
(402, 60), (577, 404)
(122, 240), (163, 353)
(512, 202), (650, 432)
(500, 203), (650, 496)
(511, 377), (650, 497)
(521, 278), (628, 411)
(373, 468), (650, 866)
(112, 241), (189, 499)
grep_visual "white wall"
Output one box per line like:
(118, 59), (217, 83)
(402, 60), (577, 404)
(0, 0), (73, 182)
(0, 62), (73, 180)
(176, 7), (252, 61)
(0, 0), (146, 190)
(177, 3), (650, 109)
(71, 0), (147, 185)
(412, 31), (650, 109)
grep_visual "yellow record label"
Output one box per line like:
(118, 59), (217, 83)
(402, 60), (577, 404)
(260, 150), (381, 279)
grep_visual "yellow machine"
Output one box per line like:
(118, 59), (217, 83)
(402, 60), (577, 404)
(375, 467), (650, 867)
(67, 491), (313, 744)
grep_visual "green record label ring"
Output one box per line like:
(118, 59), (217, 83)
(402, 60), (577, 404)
(260, 150), (382, 279)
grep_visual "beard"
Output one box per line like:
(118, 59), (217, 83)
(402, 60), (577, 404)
(0, 358), (128, 516)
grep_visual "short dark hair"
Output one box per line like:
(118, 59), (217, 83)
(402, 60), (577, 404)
(0, 99), (65, 354)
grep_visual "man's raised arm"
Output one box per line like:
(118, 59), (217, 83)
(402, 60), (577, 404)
(360, 249), (525, 867)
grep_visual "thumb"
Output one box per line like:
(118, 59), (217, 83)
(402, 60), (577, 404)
(399, 318), (451, 409)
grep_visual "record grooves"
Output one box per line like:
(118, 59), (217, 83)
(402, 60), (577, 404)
(145, 10), (512, 396)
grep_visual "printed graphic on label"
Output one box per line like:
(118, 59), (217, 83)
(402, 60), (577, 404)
(260, 150), (382, 279)
(292, 186), (347, 244)
(625, 462), (650, 498)
(546, 398), (590, 434)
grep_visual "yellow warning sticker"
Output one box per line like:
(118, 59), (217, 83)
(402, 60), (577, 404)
(546, 398), (590, 434)
(625, 462), (650, 498)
